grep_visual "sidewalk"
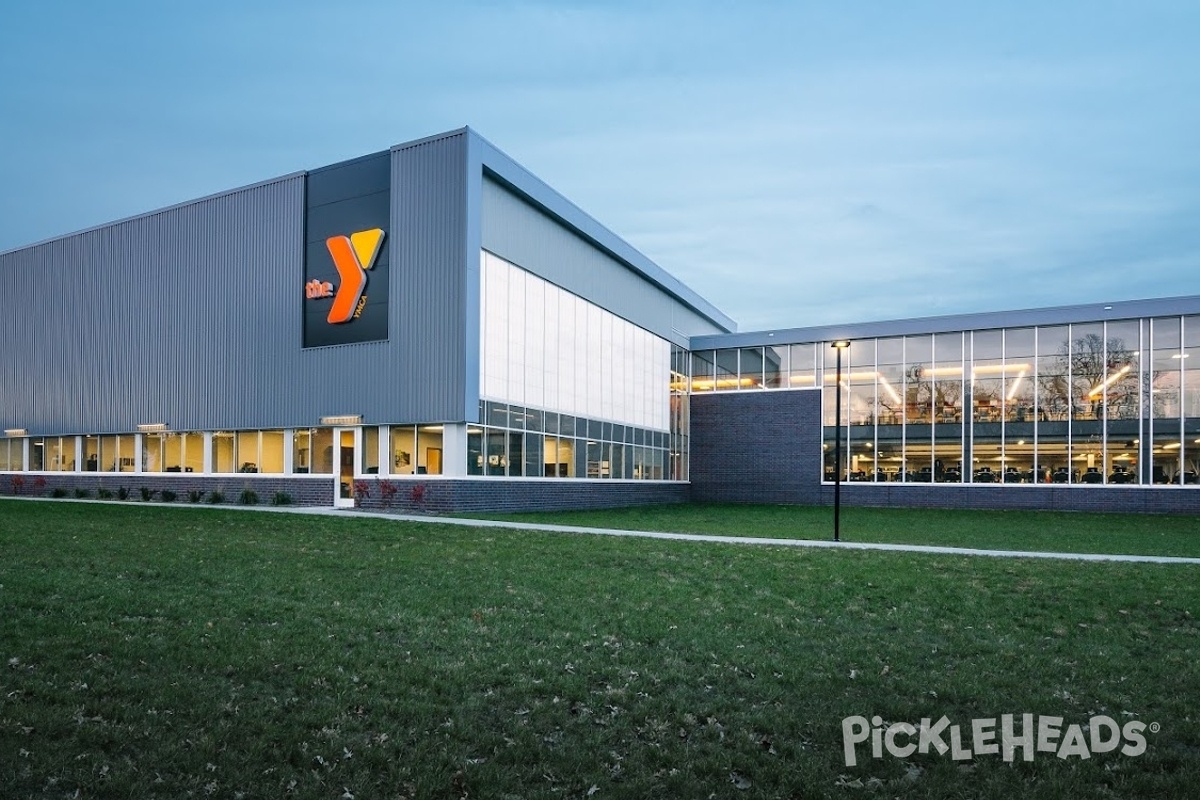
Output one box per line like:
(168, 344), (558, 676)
(7, 496), (1200, 564)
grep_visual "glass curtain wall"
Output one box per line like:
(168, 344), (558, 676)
(699, 315), (1200, 486)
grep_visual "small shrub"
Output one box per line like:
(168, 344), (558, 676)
(160, 489), (177, 503)
(353, 479), (371, 506)
(239, 488), (259, 506)
(379, 479), (399, 508)
(9, 476), (25, 495)
(97, 487), (113, 499)
(51, 487), (68, 498)
(187, 489), (204, 503)
(139, 487), (156, 502)
(116, 487), (130, 501)
(73, 488), (90, 499)
(207, 490), (224, 504)
(271, 491), (292, 506)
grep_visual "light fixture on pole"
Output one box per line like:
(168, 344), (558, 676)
(831, 340), (851, 542)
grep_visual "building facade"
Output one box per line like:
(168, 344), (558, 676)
(3, 128), (1199, 513)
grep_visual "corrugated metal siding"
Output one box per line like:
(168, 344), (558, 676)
(385, 131), (469, 422)
(480, 177), (726, 345)
(1, 176), (308, 434)
(1, 134), (473, 436)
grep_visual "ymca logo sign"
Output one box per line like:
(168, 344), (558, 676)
(305, 228), (385, 324)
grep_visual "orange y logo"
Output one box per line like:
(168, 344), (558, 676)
(323, 228), (385, 324)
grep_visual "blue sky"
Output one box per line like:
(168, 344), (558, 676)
(2, 1), (1197, 331)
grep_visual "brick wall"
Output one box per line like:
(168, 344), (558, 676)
(689, 389), (824, 505)
(351, 478), (690, 514)
(0, 473), (334, 507)
(0, 472), (686, 514)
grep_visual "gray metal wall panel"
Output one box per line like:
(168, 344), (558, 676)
(1, 176), (308, 434)
(1, 135), (474, 436)
(383, 130), (470, 422)
(480, 177), (726, 345)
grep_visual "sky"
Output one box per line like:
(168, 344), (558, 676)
(2, 1), (1198, 332)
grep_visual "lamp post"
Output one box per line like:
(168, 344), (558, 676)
(831, 340), (851, 542)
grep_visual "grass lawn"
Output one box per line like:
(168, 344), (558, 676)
(1, 499), (1198, 799)
(463, 503), (1200, 558)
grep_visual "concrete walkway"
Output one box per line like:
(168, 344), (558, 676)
(8, 496), (1200, 565)
(319, 507), (1200, 565)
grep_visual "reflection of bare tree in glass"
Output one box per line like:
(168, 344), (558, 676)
(1058, 334), (1139, 419)
(935, 380), (962, 422)
(906, 364), (932, 422)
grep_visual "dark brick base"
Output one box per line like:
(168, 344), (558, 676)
(0, 472), (687, 514)
(352, 478), (690, 514)
(821, 483), (1200, 515)
(0, 472), (334, 507)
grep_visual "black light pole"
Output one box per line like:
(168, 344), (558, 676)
(831, 340), (850, 542)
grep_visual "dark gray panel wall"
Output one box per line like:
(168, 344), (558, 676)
(385, 130), (470, 422)
(0, 132), (473, 436)
(1, 176), (307, 434)
(480, 178), (726, 345)
(689, 389), (824, 504)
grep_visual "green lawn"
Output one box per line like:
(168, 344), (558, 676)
(463, 503), (1200, 558)
(2, 499), (1198, 799)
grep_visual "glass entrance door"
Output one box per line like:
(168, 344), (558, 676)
(333, 427), (360, 508)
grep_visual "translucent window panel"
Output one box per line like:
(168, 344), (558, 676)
(0, 440), (12, 471)
(788, 343), (817, 388)
(236, 431), (259, 472)
(357, 427), (379, 474)
(82, 436), (99, 471)
(714, 349), (740, 391)
(418, 426), (444, 475)
(212, 433), (237, 473)
(1037, 326), (1071, 422)
(763, 346), (786, 388)
(482, 252), (668, 430)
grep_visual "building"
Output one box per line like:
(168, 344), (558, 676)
(3, 127), (1199, 514)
